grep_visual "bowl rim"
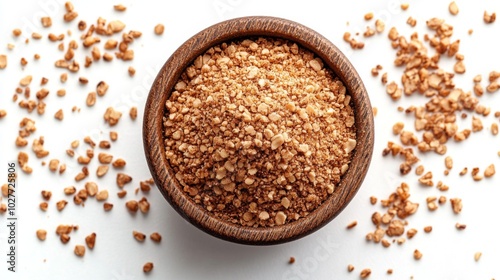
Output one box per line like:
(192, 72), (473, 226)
(143, 16), (374, 245)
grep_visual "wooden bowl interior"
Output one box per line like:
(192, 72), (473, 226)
(143, 16), (374, 245)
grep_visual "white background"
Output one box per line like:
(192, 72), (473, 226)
(1, 0), (500, 279)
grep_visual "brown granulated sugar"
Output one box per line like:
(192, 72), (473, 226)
(163, 37), (356, 227)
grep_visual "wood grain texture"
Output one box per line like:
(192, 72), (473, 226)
(143, 16), (374, 245)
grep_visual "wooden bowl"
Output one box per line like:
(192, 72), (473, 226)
(143, 16), (374, 245)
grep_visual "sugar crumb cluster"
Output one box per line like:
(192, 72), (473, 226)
(164, 37), (356, 227)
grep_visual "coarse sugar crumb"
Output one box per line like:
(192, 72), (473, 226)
(347, 220), (358, 229)
(414, 249), (423, 260)
(360, 268), (371, 278)
(474, 252), (482, 262)
(143, 262), (154, 273)
(164, 37), (356, 227)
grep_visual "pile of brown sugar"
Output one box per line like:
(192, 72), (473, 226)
(163, 37), (356, 227)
